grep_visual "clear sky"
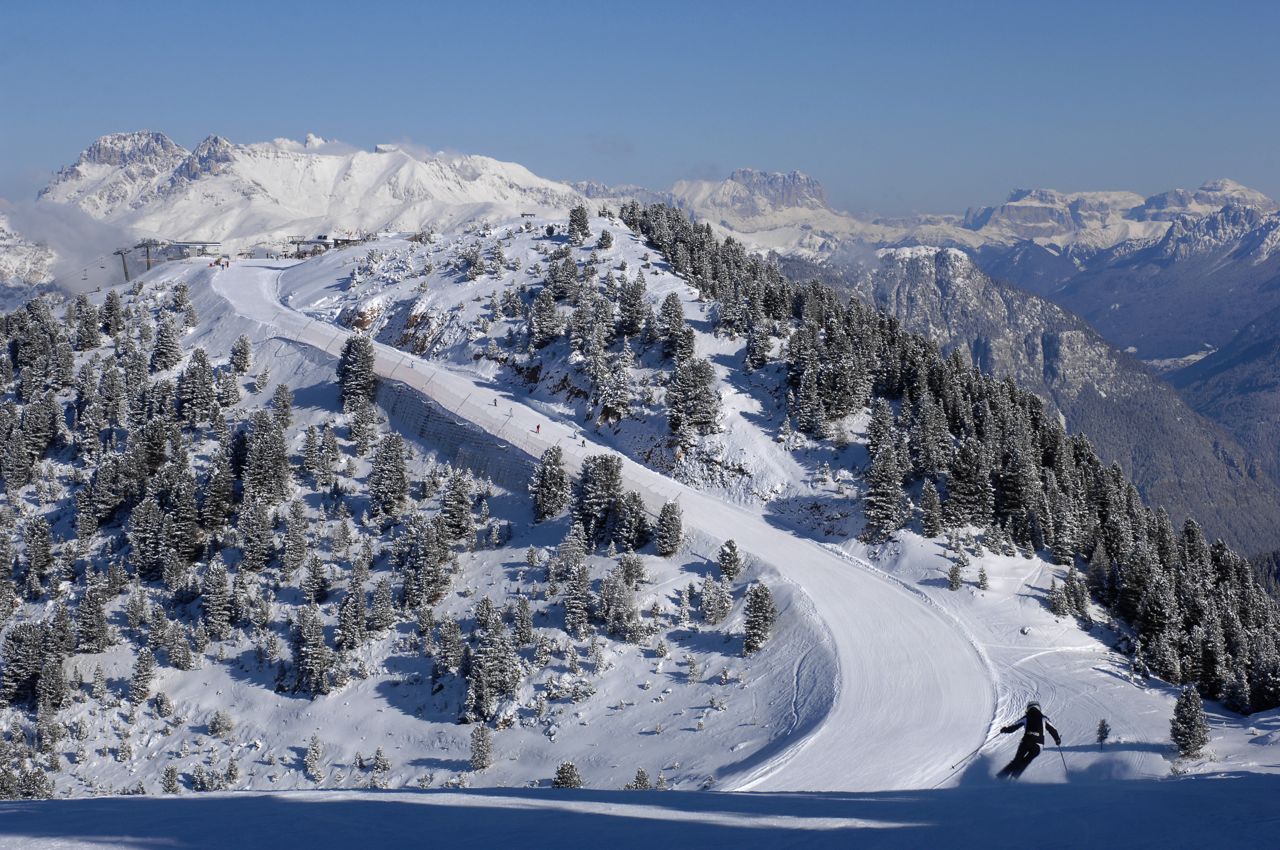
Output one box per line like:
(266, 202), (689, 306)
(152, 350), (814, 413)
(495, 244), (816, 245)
(2, 0), (1276, 215)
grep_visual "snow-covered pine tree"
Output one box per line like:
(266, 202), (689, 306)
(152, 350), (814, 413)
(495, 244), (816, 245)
(863, 442), (907, 541)
(440, 471), (476, 543)
(743, 582), (777, 655)
(529, 445), (570, 521)
(178, 348), (216, 425)
(529, 287), (563, 349)
(201, 556), (232, 640)
(368, 577), (396, 632)
(150, 315), (182, 373)
(612, 490), (650, 551)
(568, 205), (591, 244)
(293, 602), (332, 695)
(654, 502), (683, 557)
(303, 735), (324, 781)
(242, 410), (291, 503)
(237, 497), (274, 572)
(129, 647), (155, 704)
(920, 479), (943, 538)
(945, 436), (994, 528)
(229, 335), (253, 374)
(563, 565), (592, 640)
(700, 575), (732, 625)
(666, 357), (720, 438)
(368, 433), (409, 516)
(717, 539), (742, 582)
(270, 383), (293, 429)
(575, 453), (623, 541)
(336, 334), (377, 409)
(552, 761), (584, 788)
(1171, 686), (1209, 757)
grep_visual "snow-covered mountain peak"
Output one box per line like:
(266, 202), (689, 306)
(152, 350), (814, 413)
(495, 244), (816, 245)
(70, 130), (187, 170)
(39, 129), (190, 217)
(1134, 178), (1277, 221)
(30, 130), (584, 249)
(672, 169), (831, 220)
(727, 168), (828, 210)
(171, 135), (237, 182)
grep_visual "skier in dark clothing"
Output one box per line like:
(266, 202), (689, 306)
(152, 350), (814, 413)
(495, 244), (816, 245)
(997, 701), (1061, 779)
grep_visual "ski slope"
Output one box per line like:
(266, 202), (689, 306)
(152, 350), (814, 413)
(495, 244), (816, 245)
(209, 259), (996, 791)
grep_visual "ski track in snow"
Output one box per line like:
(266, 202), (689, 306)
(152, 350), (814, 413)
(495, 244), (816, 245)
(209, 259), (995, 792)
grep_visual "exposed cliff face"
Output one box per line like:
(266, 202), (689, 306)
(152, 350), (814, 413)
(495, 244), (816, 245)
(782, 248), (1280, 553)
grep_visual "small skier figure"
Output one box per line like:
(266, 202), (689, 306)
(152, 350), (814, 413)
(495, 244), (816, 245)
(535, 424), (540, 434)
(997, 700), (1060, 779)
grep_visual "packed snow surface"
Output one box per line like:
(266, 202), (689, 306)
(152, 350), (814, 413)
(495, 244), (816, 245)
(5, 775), (1280, 850)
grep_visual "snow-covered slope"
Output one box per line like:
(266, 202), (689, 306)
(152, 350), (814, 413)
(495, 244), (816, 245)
(7, 775), (1280, 850)
(220, 212), (1280, 791)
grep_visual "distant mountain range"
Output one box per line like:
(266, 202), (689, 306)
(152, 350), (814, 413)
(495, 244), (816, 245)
(36, 130), (581, 251)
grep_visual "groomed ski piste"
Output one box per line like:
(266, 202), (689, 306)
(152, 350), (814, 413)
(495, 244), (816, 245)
(5, 212), (1280, 848)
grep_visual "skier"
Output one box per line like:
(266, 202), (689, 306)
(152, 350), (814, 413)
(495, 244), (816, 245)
(997, 700), (1061, 779)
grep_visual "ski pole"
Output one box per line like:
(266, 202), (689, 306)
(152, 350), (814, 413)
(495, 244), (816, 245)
(1058, 745), (1068, 776)
(950, 741), (987, 770)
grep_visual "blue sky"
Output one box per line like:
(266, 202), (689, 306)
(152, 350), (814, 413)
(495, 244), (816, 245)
(2, 0), (1276, 214)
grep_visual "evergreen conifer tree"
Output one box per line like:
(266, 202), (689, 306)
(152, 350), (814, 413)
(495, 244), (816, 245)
(150, 316), (182, 373)
(717, 540), (742, 581)
(530, 446), (570, 521)
(1170, 686), (1209, 757)
(552, 761), (584, 788)
(743, 583), (777, 655)
(304, 735), (324, 781)
(337, 335), (377, 409)
(568, 205), (591, 243)
(920, 479), (944, 537)
(864, 443), (907, 541)
(654, 502), (683, 557)
(369, 434), (409, 516)
(229, 335), (253, 374)
(129, 647), (155, 704)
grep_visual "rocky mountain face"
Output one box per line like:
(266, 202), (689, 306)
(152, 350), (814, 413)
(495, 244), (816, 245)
(39, 130), (190, 218)
(1170, 303), (1280, 489)
(781, 248), (1280, 553)
(984, 205), (1280, 360)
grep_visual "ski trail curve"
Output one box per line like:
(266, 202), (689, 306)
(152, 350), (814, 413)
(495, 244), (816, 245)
(211, 261), (996, 792)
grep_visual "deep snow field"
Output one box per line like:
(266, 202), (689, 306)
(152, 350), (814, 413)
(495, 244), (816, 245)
(4, 209), (1280, 847)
